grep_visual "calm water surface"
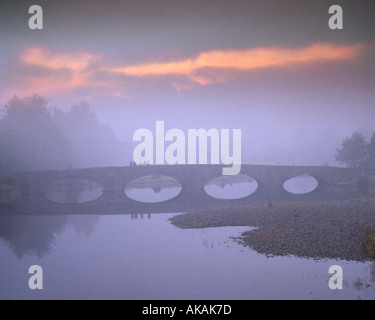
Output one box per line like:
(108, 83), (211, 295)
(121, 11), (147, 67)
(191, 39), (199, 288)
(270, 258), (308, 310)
(0, 213), (374, 300)
(124, 175), (183, 203)
(204, 175), (258, 200)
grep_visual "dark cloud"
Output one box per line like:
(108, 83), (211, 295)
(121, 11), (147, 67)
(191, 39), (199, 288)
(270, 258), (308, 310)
(1, 1), (374, 53)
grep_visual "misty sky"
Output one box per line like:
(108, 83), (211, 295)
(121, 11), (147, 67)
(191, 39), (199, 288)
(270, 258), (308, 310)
(1, 0), (374, 163)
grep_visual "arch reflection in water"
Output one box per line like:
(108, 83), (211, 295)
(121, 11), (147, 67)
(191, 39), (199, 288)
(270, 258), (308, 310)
(283, 175), (318, 195)
(204, 174), (258, 200)
(44, 180), (104, 204)
(125, 175), (182, 203)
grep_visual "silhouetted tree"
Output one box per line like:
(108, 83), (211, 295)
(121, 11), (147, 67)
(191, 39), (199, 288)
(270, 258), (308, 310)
(53, 101), (129, 168)
(335, 132), (368, 169)
(0, 94), (72, 172)
(1, 95), (131, 172)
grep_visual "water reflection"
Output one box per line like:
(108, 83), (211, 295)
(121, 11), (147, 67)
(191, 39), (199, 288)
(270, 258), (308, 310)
(283, 175), (318, 194)
(0, 215), (99, 258)
(130, 213), (152, 220)
(125, 175), (182, 203)
(0, 213), (374, 300)
(44, 180), (104, 204)
(0, 213), (157, 259)
(204, 174), (258, 199)
(0, 213), (374, 299)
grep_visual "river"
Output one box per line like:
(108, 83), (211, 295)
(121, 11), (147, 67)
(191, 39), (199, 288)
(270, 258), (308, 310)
(0, 212), (374, 300)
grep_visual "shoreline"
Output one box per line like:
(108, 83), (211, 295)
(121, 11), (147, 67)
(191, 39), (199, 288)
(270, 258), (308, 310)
(169, 199), (375, 262)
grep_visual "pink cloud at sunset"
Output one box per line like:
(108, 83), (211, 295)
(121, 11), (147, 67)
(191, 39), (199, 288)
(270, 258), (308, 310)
(20, 47), (100, 72)
(3, 47), (106, 101)
(107, 43), (363, 82)
(2, 43), (365, 103)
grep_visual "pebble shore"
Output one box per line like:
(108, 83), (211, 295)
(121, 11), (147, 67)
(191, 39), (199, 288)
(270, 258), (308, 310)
(169, 199), (375, 262)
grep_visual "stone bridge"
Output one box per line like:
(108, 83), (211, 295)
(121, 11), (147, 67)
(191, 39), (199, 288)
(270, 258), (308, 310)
(0, 164), (362, 215)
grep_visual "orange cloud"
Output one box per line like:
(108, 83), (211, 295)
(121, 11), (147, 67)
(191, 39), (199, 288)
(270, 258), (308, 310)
(194, 43), (358, 69)
(2, 43), (364, 104)
(107, 43), (362, 86)
(20, 47), (99, 72)
(13, 47), (109, 99)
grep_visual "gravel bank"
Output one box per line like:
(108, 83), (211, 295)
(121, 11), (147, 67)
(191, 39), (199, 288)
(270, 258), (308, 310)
(169, 199), (375, 262)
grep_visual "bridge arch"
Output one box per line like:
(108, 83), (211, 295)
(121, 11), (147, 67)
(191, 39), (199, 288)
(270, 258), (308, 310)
(0, 164), (361, 215)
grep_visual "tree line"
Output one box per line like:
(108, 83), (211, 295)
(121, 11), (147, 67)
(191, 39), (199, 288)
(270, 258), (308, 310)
(0, 94), (374, 173)
(0, 94), (130, 173)
(335, 131), (375, 170)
